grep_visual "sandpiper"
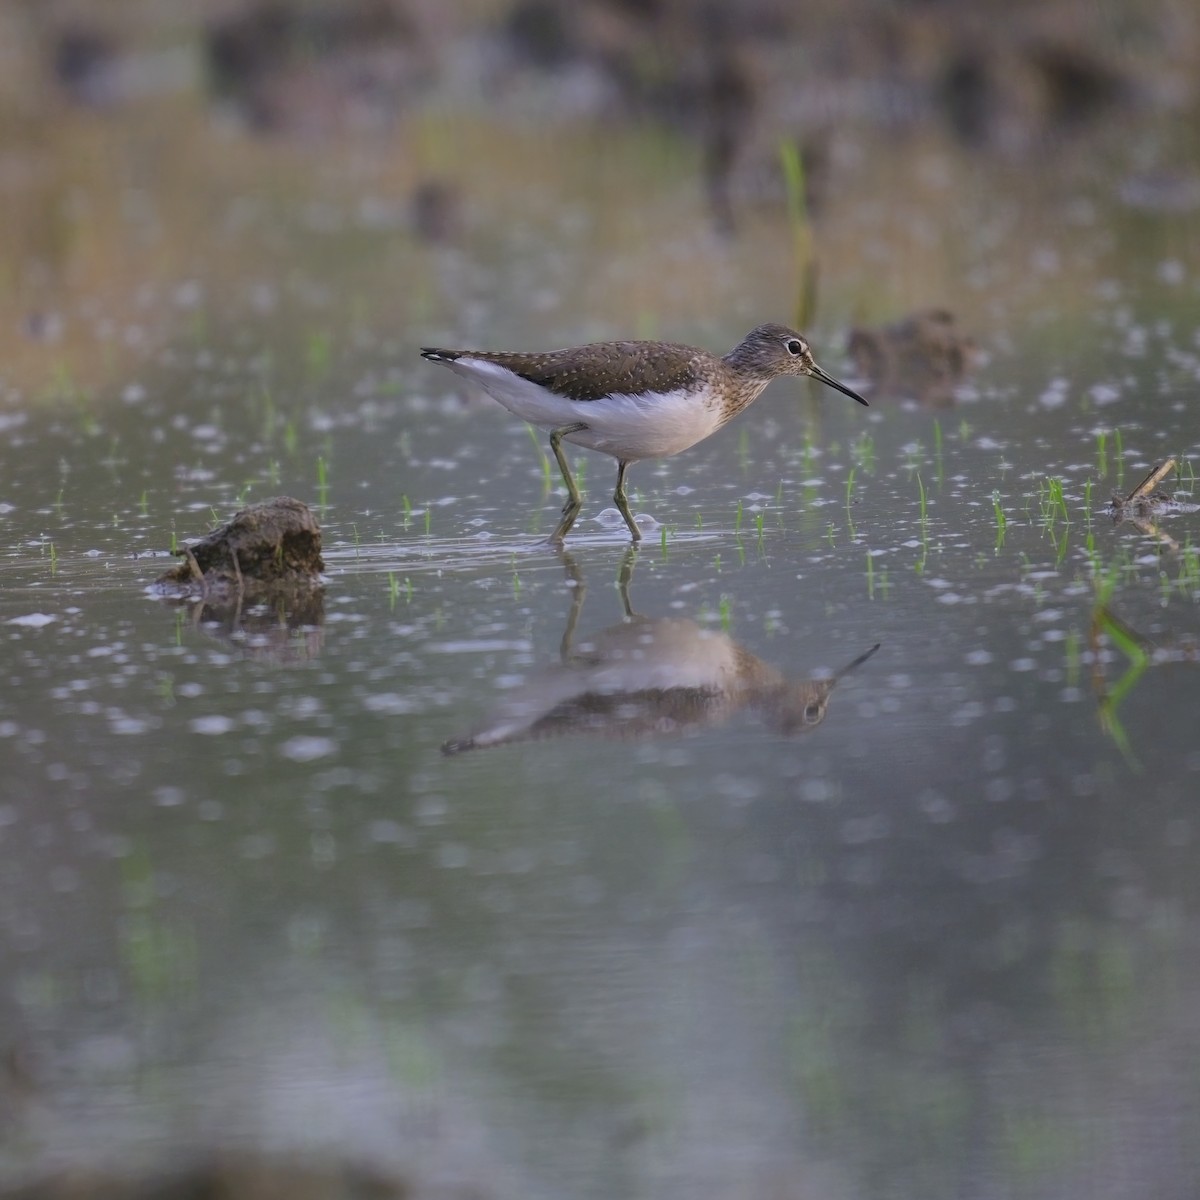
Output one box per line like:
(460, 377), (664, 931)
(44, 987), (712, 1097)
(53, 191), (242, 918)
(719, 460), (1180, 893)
(421, 323), (867, 543)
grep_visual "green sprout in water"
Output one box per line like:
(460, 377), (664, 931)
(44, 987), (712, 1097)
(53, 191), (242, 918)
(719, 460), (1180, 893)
(850, 431), (875, 473)
(526, 424), (552, 491)
(719, 594), (733, 631)
(306, 330), (332, 380)
(387, 571), (400, 608)
(992, 490), (1007, 549)
(316, 456), (329, 506)
(779, 139), (817, 328)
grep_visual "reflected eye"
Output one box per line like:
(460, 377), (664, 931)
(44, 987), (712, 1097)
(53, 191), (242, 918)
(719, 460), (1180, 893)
(804, 702), (823, 724)
(785, 338), (805, 356)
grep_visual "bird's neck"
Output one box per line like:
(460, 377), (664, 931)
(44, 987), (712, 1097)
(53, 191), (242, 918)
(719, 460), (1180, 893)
(714, 370), (774, 424)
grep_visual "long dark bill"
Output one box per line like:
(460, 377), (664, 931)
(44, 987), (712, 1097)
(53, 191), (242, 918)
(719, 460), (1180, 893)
(810, 363), (869, 406)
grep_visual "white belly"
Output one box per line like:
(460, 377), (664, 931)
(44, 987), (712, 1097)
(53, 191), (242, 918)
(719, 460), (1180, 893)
(443, 357), (722, 462)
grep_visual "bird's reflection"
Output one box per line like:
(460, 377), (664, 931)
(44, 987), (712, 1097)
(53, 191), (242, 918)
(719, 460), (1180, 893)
(443, 551), (879, 755)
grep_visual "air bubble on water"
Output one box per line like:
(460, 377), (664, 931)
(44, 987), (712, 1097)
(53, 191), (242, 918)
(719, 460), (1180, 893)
(594, 507), (624, 529)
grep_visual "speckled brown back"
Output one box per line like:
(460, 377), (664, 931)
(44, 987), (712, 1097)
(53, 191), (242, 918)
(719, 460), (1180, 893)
(424, 340), (717, 401)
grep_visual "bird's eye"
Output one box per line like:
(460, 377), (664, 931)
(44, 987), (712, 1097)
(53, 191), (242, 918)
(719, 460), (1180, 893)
(785, 338), (805, 356)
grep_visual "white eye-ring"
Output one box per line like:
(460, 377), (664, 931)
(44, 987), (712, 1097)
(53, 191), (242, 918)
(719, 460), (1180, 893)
(785, 338), (805, 356)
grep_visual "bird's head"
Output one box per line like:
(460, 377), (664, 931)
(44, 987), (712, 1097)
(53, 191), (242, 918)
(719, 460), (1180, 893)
(728, 323), (868, 405)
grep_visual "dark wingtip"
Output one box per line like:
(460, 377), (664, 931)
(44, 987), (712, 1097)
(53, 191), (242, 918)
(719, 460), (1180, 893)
(441, 737), (473, 756)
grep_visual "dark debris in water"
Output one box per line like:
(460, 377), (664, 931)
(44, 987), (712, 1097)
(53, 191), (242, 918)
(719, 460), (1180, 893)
(1106, 460), (1200, 552)
(1107, 459), (1198, 520)
(154, 496), (324, 602)
(4, 1156), (410, 1200)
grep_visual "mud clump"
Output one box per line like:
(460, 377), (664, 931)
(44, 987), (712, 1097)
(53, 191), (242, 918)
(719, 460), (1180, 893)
(155, 497), (324, 600)
(847, 309), (979, 406)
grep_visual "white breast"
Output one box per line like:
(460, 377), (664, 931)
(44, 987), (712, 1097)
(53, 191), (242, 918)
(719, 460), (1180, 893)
(441, 357), (722, 462)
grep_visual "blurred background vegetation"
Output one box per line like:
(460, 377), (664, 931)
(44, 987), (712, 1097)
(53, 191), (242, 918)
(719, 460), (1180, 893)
(1, 0), (1198, 399)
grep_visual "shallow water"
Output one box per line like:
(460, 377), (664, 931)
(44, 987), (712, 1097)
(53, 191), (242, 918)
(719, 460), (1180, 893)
(3, 23), (1200, 1199)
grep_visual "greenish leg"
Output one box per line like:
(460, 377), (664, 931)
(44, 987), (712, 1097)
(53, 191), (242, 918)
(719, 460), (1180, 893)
(613, 460), (641, 543)
(548, 423), (588, 543)
(616, 543), (639, 618)
(556, 549), (585, 660)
